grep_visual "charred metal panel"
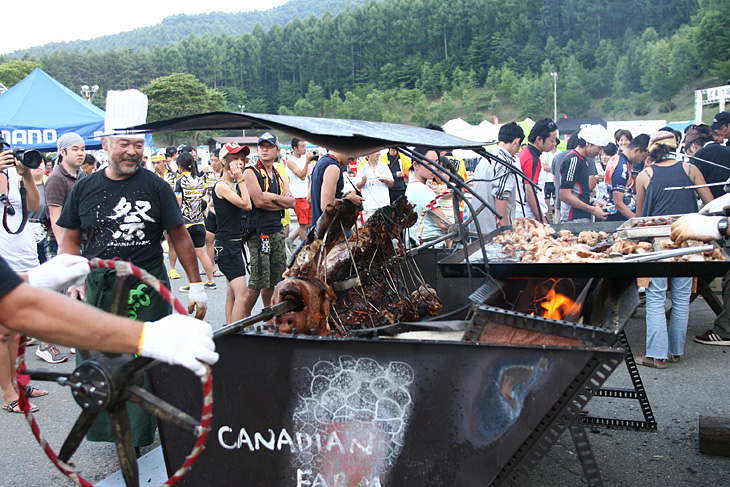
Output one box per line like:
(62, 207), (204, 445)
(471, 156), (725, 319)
(151, 333), (621, 486)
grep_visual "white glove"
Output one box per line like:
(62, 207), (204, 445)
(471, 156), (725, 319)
(670, 215), (724, 244)
(139, 315), (219, 376)
(700, 193), (730, 215)
(27, 254), (90, 291)
(187, 282), (208, 319)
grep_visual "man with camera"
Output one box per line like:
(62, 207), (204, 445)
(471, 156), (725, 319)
(1, 143), (44, 412)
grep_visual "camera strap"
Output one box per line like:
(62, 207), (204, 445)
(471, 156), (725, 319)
(2, 179), (29, 235)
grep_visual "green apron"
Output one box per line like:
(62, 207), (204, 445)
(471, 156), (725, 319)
(77, 257), (171, 447)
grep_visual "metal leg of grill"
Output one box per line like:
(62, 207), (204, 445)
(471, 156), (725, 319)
(582, 331), (658, 431)
(569, 420), (604, 487)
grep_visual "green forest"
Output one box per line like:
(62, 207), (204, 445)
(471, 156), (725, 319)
(1, 0), (729, 140)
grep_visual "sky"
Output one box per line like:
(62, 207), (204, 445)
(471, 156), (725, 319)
(1, 0), (289, 54)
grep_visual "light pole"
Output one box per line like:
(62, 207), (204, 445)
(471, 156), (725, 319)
(80, 84), (99, 103)
(550, 72), (558, 121)
(238, 104), (246, 137)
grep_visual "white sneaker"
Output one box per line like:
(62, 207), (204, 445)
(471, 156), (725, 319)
(36, 345), (68, 364)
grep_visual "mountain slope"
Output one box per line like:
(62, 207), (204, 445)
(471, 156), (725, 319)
(13, 0), (371, 56)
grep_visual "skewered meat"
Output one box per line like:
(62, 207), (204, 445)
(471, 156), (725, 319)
(273, 277), (336, 335)
(273, 196), (439, 336)
(490, 218), (728, 263)
(632, 216), (678, 227)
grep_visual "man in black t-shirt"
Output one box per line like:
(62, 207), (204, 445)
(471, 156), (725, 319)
(560, 125), (610, 222)
(57, 129), (209, 448)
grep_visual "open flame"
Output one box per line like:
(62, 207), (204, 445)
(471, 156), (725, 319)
(538, 288), (577, 321)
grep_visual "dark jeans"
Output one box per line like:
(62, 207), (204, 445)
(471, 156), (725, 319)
(713, 269), (730, 337)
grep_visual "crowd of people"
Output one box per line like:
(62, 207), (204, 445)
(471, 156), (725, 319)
(467, 111), (730, 369)
(2, 87), (730, 455)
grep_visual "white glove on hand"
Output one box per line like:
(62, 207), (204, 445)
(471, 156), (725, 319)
(671, 215), (724, 244)
(700, 193), (730, 215)
(187, 282), (208, 319)
(139, 315), (219, 376)
(27, 254), (90, 291)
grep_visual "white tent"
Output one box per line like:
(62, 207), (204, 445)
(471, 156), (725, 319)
(443, 118), (496, 143)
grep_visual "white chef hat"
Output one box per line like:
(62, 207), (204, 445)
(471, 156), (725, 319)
(103, 89), (148, 139)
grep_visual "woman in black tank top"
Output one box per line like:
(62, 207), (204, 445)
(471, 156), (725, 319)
(213, 153), (252, 324)
(633, 132), (714, 369)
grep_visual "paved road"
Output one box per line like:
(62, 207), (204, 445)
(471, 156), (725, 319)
(1, 270), (729, 486)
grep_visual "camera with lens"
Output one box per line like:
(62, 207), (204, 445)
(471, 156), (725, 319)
(0, 135), (43, 169)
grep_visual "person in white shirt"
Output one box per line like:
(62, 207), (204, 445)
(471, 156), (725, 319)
(472, 122), (526, 235)
(406, 147), (450, 247)
(285, 137), (313, 244)
(356, 150), (394, 222)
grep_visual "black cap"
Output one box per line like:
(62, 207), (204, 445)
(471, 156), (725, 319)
(711, 112), (730, 130)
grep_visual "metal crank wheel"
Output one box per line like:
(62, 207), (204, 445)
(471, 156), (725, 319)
(15, 258), (213, 487)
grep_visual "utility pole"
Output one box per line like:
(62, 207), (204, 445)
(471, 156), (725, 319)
(550, 72), (558, 121)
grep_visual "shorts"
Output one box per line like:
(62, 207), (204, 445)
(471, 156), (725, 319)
(294, 197), (312, 225)
(216, 240), (246, 281)
(247, 229), (286, 290)
(281, 208), (291, 227)
(544, 182), (555, 200)
(186, 223), (206, 248)
(205, 211), (217, 233)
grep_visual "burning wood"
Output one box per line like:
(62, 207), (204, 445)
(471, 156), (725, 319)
(272, 197), (442, 336)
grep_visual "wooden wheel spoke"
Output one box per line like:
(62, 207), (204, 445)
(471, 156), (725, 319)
(127, 385), (199, 434)
(108, 402), (139, 487)
(58, 410), (99, 463)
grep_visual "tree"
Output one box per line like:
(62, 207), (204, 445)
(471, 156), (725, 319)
(142, 73), (226, 144)
(0, 60), (42, 87)
(512, 74), (553, 120)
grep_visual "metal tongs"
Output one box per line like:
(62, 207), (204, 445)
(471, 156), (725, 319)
(621, 244), (714, 262)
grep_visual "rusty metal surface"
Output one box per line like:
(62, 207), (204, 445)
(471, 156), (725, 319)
(151, 330), (623, 487)
(123, 112), (487, 157)
(440, 222), (730, 278)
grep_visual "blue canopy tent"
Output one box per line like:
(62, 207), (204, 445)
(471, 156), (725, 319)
(0, 68), (105, 151)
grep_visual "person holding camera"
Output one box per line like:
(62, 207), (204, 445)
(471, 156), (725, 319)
(1, 145), (47, 413)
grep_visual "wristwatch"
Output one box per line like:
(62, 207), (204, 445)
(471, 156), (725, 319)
(718, 218), (729, 237)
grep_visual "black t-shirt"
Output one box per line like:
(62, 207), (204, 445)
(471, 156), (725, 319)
(388, 153), (407, 191)
(0, 255), (23, 300)
(692, 143), (730, 198)
(560, 150), (591, 221)
(57, 168), (184, 263)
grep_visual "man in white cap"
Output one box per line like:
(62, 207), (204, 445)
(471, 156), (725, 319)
(559, 125), (610, 222)
(35, 132), (87, 364)
(46, 133), (86, 245)
(56, 90), (208, 449)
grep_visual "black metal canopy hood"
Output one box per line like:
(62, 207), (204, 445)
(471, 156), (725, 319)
(123, 112), (488, 157)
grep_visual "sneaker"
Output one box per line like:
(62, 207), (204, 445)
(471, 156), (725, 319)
(694, 330), (730, 346)
(204, 281), (217, 290)
(36, 345), (68, 364)
(25, 337), (39, 346)
(69, 348), (76, 354)
(168, 269), (181, 279)
(179, 284), (190, 292)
